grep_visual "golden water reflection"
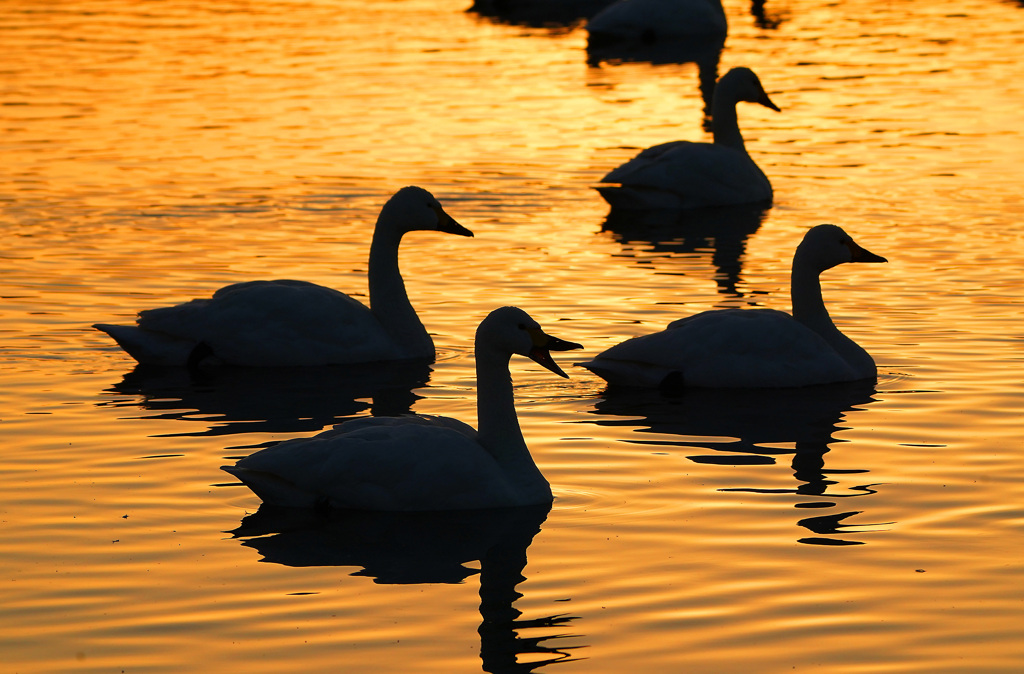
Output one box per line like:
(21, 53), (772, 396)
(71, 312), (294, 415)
(1, 0), (1024, 671)
(231, 504), (585, 672)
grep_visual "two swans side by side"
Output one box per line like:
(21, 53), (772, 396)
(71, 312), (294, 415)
(579, 224), (887, 389)
(598, 67), (780, 210)
(222, 306), (583, 511)
(94, 186), (472, 367)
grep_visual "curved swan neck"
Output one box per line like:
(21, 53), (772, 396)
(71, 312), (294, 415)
(367, 223), (432, 356)
(711, 90), (745, 150)
(474, 345), (548, 496)
(791, 252), (876, 376)
(790, 260), (832, 332)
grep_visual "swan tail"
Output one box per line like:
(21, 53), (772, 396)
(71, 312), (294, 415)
(577, 358), (678, 389)
(93, 323), (196, 366)
(221, 465), (321, 509)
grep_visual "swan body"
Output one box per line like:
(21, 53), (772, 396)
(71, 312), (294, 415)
(599, 67), (780, 210)
(579, 224), (887, 389)
(587, 0), (727, 42)
(222, 306), (583, 511)
(94, 186), (473, 367)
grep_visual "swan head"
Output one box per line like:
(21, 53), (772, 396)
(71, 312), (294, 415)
(477, 306), (583, 378)
(796, 224), (888, 273)
(718, 67), (781, 112)
(381, 186), (474, 238)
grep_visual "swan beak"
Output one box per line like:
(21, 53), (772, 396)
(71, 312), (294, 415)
(848, 240), (887, 263)
(759, 91), (781, 112)
(527, 329), (583, 379)
(434, 206), (474, 237)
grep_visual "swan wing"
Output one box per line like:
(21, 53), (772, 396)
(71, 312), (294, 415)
(602, 142), (772, 208)
(131, 280), (403, 366)
(582, 309), (857, 388)
(223, 416), (519, 511)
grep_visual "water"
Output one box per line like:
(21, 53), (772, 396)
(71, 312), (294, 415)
(1, 0), (1023, 671)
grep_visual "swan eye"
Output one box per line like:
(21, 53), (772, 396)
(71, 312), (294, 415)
(518, 323), (527, 330)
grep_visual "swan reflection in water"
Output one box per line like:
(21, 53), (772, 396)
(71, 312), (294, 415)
(598, 202), (768, 299)
(228, 504), (585, 672)
(587, 381), (891, 545)
(586, 32), (724, 130)
(96, 359), (431, 437)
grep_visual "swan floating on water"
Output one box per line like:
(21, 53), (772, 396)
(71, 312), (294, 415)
(587, 0), (728, 44)
(94, 186), (473, 367)
(222, 306), (583, 511)
(598, 67), (780, 210)
(578, 224), (887, 389)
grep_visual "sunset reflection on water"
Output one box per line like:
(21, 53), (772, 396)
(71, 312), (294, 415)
(1, 0), (1023, 672)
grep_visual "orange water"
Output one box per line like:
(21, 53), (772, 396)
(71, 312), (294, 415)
(1, 0), (1023, 672)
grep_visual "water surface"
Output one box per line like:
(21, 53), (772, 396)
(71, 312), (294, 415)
(1, 0), (1023, 672)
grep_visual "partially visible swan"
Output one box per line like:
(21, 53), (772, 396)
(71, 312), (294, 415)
(598, 67), (780, 210)
(579, 225), (887, 389)
(222, 306), (583, 511)
(587, 0), (727, 44)
(94, 186), (473, 367)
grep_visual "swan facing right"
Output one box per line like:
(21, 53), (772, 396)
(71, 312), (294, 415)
(598, 67), (780, 210)
(94, 186), (473, 368)
(222, 306), (583, 511)
(579, 225), (888, 389)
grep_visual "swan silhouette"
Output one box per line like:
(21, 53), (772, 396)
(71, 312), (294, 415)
(579, 225), (887, 388)
(587, 0), (728, 44)
(598, 67), (780, 209)
(94, 186), (472, 367)
(222, 306), (582, 510)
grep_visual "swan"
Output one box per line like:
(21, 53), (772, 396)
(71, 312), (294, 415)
(578, 224), (887, 389)
(587, 0), (727, 44)
(598, 67), (780, 210)
(93, 186), (473, 367)
(221, 306), (583, 511)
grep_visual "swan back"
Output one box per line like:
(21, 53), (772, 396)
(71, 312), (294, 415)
(587, 0), (727, 41)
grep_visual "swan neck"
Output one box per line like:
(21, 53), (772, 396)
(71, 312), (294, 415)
(711, 91), (745, 150)
(368, 224), (432, 356)
(791, 253), (876, 377)
(475, 346), (549, 498)
(790, 256), (832, 332)
(475, 347), (526, 455)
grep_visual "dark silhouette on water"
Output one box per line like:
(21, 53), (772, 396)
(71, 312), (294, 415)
(96, 359), (430, 437)
(467, 0), (616, 28)
(229, 503), (585, 672)
(586, 380), (892, 545)
(598, 202), (768, 298)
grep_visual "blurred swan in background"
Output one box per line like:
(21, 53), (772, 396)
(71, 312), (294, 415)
(598, 67), (780, 209)
(586, 0), (727, 45)
(222, 306), (583, 510)
(579, 224), (887, 388)
(94, 186), (472, 367)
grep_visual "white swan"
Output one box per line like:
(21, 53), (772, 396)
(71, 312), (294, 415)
(587, 0), (727, 43)
(222, 306), (583, 510)
(579, 225), (887, 388)
(598, 67), (780, 210)
(93, 186), (473, 367)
